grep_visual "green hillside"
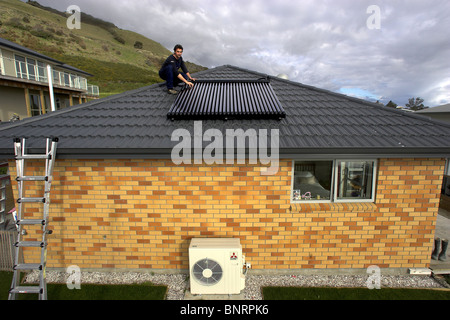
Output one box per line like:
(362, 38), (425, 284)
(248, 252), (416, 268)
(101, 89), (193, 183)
(0, 0), (207, 97)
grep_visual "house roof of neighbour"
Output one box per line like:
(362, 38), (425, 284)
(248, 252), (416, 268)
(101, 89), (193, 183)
(416, 103), (450, 114)
(0, 37), (93, 77)
(1, 64), (450, 159)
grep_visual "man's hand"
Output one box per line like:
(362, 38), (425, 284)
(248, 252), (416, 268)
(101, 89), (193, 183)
(186, 81), (194, 88)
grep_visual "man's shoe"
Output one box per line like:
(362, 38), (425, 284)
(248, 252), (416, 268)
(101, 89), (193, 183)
(168, 89), (178, 95)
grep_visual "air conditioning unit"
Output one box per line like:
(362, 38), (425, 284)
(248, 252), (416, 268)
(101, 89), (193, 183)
(189, 238), (246, 295)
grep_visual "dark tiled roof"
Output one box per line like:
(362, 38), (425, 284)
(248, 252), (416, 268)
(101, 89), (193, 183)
(1, 65), (450, 159)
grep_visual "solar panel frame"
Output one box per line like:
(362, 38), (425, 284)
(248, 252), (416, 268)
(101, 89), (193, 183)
(167, 79), (286, 120)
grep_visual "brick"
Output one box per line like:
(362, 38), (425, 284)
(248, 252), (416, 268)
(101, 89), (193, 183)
(7, 157), (444, 271)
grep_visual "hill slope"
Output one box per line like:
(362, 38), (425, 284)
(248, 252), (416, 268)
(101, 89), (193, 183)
(0, 0), (207, 96)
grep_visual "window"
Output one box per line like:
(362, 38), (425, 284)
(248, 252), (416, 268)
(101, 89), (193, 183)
(37, 61), (47, 82)
(26, 58), (36, 81)
(292, 160), (377, 203)
(335, 161), (375, 201)
(64, 73), (70, 86)
(292, 161), (333, 201)
(70, 74), (77, 88)
(14, 55), (47, 82)
(15, 55), (27, 79)
(0, 49), (4, 75)
(29, 92), (43, 116)
(53, 70), (59, 84)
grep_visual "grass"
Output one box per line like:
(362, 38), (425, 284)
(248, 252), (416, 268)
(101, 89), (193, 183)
(262, 286), (450, 300)
(1, 272), (167, 300)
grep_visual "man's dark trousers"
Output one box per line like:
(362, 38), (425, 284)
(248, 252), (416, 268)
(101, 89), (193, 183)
(159, 64), (189, 89)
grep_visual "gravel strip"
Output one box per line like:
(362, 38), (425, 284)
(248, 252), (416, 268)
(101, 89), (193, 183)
(244, 274), (446, 300)
(25, 271), (446, 300)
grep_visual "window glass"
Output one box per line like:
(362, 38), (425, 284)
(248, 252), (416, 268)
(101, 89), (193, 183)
(27, 58), (36, 81)
(37, 61), (47, 82)
(336, 161), (375, 200)
(29, 92), (42, 116)
(64, 73), (70, 86)
(292, 161), (333, 201)
(53, 70), (59, 84)
(15, 55), (27, 79)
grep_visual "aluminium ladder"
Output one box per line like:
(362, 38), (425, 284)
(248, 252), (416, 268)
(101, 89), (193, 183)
(8, 137), (58, 300)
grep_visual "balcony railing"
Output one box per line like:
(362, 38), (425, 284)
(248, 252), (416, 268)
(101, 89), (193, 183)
(0, 55), (99, 97)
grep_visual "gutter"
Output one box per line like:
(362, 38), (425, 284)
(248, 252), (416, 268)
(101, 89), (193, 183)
(1, 147), (450, 161)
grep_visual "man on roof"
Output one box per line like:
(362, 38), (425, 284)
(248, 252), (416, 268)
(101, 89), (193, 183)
(159, 44), (196, 94)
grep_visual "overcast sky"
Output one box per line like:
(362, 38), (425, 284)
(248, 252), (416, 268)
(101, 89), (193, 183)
(30, 0), (450, 107)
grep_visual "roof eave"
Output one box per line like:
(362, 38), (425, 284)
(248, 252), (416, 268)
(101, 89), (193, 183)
(1, 147), (450, 161)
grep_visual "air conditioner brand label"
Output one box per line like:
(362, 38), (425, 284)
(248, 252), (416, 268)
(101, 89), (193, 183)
(230, 252), (238, 260)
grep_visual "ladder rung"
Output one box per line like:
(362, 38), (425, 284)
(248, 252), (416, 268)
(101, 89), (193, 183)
(17, 197), (46, 203)
(14, 263), (43, 271)
(9, 286), (43, 294)
(17, 219), (46, 226)
(15, 154), (51, 160)
(15, 241), (46, 248)
(16, 176), (49, 182)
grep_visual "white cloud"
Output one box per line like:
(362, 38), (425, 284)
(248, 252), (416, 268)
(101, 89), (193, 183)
(32, 0), (450, 107)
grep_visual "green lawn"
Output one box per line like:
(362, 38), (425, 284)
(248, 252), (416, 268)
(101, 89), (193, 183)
(263, 286), (450, 300)
(1, 272), (167, 300)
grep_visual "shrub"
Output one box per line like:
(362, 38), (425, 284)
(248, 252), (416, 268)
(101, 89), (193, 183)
(30, 24), (54, 40)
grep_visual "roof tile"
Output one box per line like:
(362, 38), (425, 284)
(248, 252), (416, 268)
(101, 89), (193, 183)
(1, 65), (450, 157)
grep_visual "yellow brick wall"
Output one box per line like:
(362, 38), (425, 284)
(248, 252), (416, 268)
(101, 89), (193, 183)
(8, 158), (444, 270)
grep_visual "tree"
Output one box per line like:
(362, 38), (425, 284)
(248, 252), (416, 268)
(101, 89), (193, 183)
(405, 97), (428, 111)
(385, 100), (398, 109)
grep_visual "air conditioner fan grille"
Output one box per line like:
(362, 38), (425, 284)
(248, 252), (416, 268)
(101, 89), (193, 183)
(192, 258), (223, 286)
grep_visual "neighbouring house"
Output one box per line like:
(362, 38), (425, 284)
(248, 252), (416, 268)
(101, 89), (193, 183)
(0, 37), (99, 122)
(0, 65), (450, 273)
(415, 104), (450, 213)
(416, 103), (450, 123)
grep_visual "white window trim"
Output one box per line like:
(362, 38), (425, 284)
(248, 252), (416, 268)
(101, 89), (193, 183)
(445, 158), (450, 176)
(0, 49), (4, 75)
(14, 53), (26, 79)
(290, 160), (335, 204)
(333, 159), (378, 203)
(13, 53), (49, 83)
(290, 159), (377, 204)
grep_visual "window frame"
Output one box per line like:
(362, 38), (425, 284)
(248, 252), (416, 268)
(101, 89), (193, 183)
(15, 54), (27, 79)
(29, 91), (43, 117)
(26, 58), (37, 81)
(291, 159), (377, 204)
(37, 61), (47, 82)
(0, 49), (4, 76)
(290, 160), (335, 204)
(333, 159), (378, 203)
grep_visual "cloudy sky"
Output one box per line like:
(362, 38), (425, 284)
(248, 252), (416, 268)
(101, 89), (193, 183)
(31, 0), (450, 107)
